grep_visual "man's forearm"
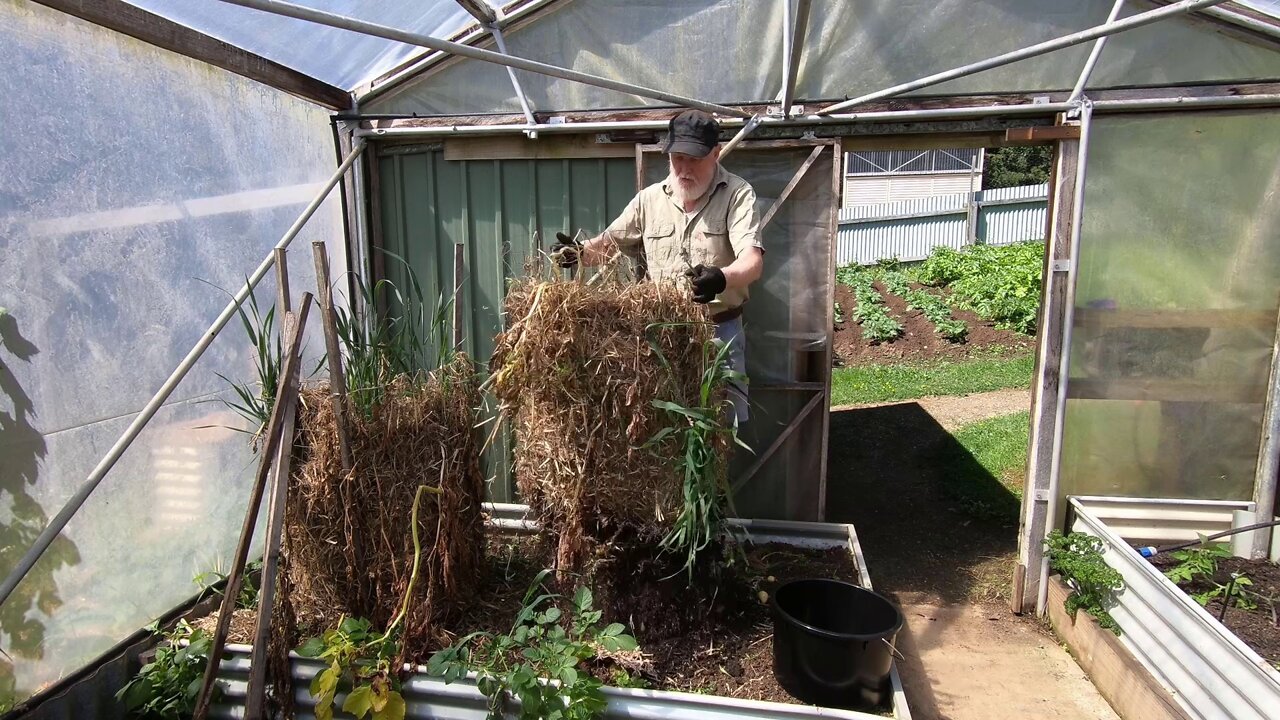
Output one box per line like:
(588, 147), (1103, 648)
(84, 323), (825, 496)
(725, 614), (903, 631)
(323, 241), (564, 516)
(720, 247), (763, 289)
(580, 233), (616, 266)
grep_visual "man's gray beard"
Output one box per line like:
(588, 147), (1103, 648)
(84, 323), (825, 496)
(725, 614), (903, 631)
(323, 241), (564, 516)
(670, 173), (713, 207)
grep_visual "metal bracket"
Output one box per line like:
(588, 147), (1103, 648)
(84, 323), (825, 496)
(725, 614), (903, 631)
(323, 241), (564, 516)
(1051, 259), (1071, 273)
(1034, 489), (1051, 502)
(767, 104), (805, 117)
(1032, 96), (1053, 105)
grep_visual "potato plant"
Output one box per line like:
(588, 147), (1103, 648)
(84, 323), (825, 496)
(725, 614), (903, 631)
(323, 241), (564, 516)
(839, 265), (903, 343)
(914, 242), (1044, 334)
(880, 271), (968, 342)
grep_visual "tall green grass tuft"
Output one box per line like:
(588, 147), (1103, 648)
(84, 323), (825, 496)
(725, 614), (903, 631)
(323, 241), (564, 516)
(332, 251), (454, 417)
(205, 280), (282, 442)
(645, 326), (747, 580)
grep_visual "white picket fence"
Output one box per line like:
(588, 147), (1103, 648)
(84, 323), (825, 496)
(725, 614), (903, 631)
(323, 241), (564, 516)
(836, 183), (1048, 266)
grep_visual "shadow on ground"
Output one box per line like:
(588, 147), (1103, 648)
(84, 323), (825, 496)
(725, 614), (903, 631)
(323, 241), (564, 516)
(825, 402), (1024, 720)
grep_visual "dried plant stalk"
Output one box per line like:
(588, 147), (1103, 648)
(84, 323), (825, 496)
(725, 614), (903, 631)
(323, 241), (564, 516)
(283, 354), (485, 658)
(491, 260), (724, 572)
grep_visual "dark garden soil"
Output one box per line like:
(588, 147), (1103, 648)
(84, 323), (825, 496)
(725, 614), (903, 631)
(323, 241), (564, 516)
(454, 535), (865, 707)
(833, 281), (1032, 367)
(1148, 554), (1280, 664)
(207, 536), (866, 708)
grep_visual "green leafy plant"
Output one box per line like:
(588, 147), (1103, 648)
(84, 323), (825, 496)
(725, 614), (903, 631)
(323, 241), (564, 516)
(193, 558), (263, 610)
(202, 281), (282, 441)
(882, 271), (969, 342)
(840, 267), (904, 343)
(914, 242), (1044, 334)
(428, 569), (638, 720)
(833, 301), (845, 325)
(645, 328), (749, 578)
(1193, 572), (1257, 611)
(333, 252), (454, 418)
(1164, 542), (1231, 584)
(116, 620), (219, 719)
(296, 484), (439, 720)
(608, 669), (651, 689)
(1045, 531), (1125, 635)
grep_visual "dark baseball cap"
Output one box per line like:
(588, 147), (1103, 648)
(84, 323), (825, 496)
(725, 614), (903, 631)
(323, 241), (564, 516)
(663, 109), (720, 157)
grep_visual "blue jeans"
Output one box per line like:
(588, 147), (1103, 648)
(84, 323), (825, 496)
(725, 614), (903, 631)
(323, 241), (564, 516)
(714, 316), (749, 425)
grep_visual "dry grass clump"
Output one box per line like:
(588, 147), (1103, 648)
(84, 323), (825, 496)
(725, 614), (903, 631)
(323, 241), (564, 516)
(491, 266), (722, 572)
(283, 354), (485, 657)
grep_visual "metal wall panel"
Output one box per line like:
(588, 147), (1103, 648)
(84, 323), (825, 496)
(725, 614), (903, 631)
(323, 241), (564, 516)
(376, 148), (635, 502)
(836, 183), (1048, 265)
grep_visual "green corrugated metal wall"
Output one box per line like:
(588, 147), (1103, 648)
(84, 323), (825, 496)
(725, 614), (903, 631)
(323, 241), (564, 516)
(375, 146), (636, 501)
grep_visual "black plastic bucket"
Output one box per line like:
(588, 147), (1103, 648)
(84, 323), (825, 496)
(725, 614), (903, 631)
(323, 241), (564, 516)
(771, 578), (904, 709)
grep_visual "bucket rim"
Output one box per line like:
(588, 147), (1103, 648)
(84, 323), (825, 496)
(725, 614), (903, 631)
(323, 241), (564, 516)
(772, 578), (905, 641)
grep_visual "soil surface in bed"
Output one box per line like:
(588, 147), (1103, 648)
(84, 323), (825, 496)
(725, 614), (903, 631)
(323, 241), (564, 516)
(204, 535), (878, 711)
(1149, 554), (1280, 665)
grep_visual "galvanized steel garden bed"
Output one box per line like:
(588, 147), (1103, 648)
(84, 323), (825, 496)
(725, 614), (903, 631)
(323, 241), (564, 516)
(209, 509), (910, 719)
(1068, 497), (1280, 720)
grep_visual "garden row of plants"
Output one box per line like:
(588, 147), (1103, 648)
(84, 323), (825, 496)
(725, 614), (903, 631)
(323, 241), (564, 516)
(835, 241), (1046, 342)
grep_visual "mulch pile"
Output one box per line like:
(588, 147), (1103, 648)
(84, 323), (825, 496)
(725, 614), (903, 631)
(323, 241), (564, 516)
(834, 281), (1031, 366)
(283, 354), (487, 657)
(490, 267), (725, 575)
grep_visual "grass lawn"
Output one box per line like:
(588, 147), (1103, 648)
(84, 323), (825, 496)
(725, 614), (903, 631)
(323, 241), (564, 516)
(830, 353), (1034, 407)
(936, 410), (1030, 521)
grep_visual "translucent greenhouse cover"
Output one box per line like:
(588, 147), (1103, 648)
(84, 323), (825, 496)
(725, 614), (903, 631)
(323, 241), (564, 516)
(0, 0), (344, 703)
(124, 0), (474, 89)
(367, 0), (1280, 116)
(1060, 110), (1280, 505)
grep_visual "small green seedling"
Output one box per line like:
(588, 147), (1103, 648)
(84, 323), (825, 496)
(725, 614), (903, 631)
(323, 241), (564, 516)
(1164, 541), (1231, 584)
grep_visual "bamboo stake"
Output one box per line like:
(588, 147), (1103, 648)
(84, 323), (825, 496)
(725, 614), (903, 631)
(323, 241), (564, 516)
(192, 294), (314, 720)
(312, 240), (354, 472)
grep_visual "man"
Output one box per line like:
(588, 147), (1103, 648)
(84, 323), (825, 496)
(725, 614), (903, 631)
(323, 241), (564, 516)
(553, 109), (763, 423)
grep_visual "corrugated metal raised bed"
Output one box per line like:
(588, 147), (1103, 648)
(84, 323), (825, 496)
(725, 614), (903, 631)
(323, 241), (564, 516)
(1068, 497), (1280, 720)
(210, 507), (910, 720)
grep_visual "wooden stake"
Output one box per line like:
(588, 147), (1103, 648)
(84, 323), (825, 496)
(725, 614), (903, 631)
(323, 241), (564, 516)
(453, 243), (465, 351)
(192, 294), (313, 720)
(312, 241), (354, 472)
(244, 253), (299, 718)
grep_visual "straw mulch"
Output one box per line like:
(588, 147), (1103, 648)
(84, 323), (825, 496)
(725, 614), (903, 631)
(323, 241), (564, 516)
(491, 268), (723, 573)
(282, 354), (486, 657)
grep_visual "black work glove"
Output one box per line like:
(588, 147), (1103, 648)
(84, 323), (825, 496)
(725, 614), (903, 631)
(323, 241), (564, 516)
(551, 232), (581, 268)
(685, 264), (727, 304)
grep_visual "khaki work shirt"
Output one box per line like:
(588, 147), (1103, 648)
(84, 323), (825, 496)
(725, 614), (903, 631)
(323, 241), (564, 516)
(603, 165), (762, 314)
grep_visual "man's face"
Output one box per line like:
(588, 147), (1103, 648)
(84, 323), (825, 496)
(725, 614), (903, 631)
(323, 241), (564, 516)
(669, 147), (720, 205)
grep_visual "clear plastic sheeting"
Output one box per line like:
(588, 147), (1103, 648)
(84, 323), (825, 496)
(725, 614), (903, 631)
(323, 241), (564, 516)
(645, 146), (835, 521)
(368, 0), (1280, 116)
(1060, 111), (1280, 503)
(0, 0), (342, 702)
(368, 0), (786, 115)
(125, 0), (473, 89)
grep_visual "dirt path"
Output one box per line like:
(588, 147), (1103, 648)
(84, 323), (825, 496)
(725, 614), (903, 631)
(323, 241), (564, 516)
(836, 387), (1031, 431)
(825, 397), (1118, 720)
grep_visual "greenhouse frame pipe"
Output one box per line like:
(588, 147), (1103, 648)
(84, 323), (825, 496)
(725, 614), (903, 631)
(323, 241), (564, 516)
(815, 0), (1233, 115)
(1038, 99), (1094, 616)
(489, 22), (538, 132)
(1196, 4), (1280, 42)
(212, 0), (753, 118)
(1069, 0), (1127, 105)
(0, 144), (366, 610)
(780, 0), (813, 117)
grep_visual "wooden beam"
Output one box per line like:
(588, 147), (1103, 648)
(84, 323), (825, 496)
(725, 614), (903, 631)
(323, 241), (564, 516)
(1073, 307), (1276, 330)
(455, 0), (497, 26)
(1066, 378), (1268, 403)
(759, 146), (827, 231)
(731, 390), (825, 495)
(443, 135), (635, 161)
(1016, 128), (1077, 614)
(1046, 577), (1194, 720)
(1005, 125), (1082, 144)
(32, 0), (351, 110)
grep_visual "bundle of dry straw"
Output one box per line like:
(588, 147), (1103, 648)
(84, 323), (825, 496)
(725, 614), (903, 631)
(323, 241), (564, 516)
(491, 265), (723, 571)
(283, 354), (485, 656)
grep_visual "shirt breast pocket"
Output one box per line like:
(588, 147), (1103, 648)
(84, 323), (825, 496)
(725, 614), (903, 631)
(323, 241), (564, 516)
(643, 222), (678, 272)
(695, 219), (731, 266)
